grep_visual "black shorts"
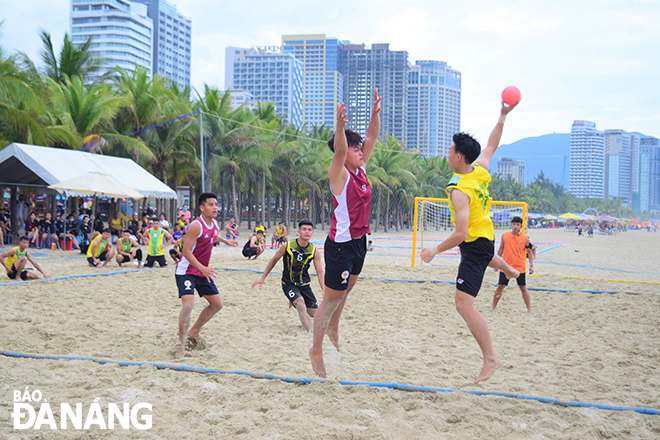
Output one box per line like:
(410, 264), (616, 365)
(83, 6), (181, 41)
(176, 274), (219, 298)
(7, 265), (28, 281)
(456, 238), (495, 297)
(242, 247), (257, 258)
(87, 250), (108, 267)
(282, 282), (318, 309)
(145, 255), (167, 267)
(324, 235), (367, 291)
(120, 249), (143, 263)
(498, 271), (526, 287)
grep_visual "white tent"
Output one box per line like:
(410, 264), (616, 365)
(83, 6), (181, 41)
(0, 143), (176, 199)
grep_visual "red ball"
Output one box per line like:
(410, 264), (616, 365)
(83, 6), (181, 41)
(501, 86), (521, 106)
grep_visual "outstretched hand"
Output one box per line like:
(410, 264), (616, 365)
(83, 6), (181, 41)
(372, 88), (381, 114)
(501, 99), (519, 115)
(251, 277), (264, 289)
(336, 103), (348, 131)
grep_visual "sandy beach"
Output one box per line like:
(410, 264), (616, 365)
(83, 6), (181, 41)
(1, 227), (659, 438)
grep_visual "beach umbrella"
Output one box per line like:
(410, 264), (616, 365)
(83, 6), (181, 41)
(559, 212), (581, 219)
(595, 214), (616, 222)
(48, 171), (144, 199)
(542, 214), (558, 220)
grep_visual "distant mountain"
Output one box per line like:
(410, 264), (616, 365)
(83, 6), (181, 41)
(490, 133), (571, 186)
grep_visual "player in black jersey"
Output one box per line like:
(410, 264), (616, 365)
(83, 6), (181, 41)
(251, 220), (325, 332)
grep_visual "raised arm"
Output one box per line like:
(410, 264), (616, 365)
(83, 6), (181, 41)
(361, 88), (381, 165)
(328, 103), (350, 195)
(474, 100), (519, 170)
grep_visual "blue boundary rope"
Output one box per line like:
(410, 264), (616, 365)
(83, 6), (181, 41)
(0, 266), (637, 294)
(1, 351), (657, 415)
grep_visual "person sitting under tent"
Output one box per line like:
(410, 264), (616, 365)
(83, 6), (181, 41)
(110, 212), (123, 238)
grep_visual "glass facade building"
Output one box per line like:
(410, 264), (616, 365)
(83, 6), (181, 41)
(282, 35), (343, 128)
(225, 47), (303, 127)
(569, 120), (604, 198)
(71, 0), (153, 81)
(341, 43), (408, 141)
(134, 0), (191, 89)
(407, 60), (461, 157)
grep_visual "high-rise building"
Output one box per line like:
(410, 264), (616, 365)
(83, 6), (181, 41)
(569, 120), (604, 198)
(603, 129), (632, 205)
(134, 0), (192, 89)
(71, 0), (153, 81)
(225, 46), (303, 127)
(497, 157), (525, 184)
(407, 60), (461, 157)
(281, 35), (343, 128)
(341, 43), (408, 141)
(638, 136), (660, 212)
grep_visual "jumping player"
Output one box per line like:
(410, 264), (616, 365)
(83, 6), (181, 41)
(174, 192), (238, 359)
(420, 100), (520, 383)
(309, 88), (381, 378)
(251, 220), (324, 332)
(492, 216), (534, 313)
(1, 236), (51, 280)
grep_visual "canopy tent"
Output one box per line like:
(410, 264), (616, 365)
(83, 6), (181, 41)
(48, 171), (145, 199)
(595, 214), (617, 222)
(0, 143), (176, 198)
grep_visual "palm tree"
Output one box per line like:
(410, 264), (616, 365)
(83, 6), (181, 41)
(0, 24), (49, 147)
(20, 30), (107, 85)
(198, 86), (259, 220)
(45, 75), (150, 156)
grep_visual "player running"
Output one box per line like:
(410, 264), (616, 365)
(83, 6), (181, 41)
(174, 192), (238, 359)
(251, 220), (324, 332)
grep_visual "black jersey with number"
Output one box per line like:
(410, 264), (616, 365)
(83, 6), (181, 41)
(282, 239), (316, 287)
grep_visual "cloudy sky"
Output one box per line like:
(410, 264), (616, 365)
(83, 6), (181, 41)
(1, 0), (658, 145)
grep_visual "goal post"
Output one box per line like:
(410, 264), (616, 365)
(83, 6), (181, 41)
(411, 197), (528, 267)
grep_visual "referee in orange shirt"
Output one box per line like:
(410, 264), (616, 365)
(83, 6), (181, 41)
(492, 216), (534, 313)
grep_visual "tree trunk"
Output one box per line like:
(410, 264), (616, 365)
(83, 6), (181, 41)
(320, 186), (325, 231)
(266, 188), (271, 229)
(284, 182), (290, 229)
(384, 191), (390, 233)
(230, 171), (238, 225)
(261, 170), (266, 226)
(247, 184), (252, 232)
(375, 186), (382, 233)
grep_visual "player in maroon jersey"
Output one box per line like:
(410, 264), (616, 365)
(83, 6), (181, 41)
(309, 88), (381, 377)
(174, 192), (238, 359)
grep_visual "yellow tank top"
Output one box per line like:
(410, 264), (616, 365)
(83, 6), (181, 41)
(276, 225), (285, 235)
(86, 235), (108, 258)
(5, 247), (28, 273)
(148, 227), (165, 256)
(445, 164), (494, 242)
(118, 237), (132, 253)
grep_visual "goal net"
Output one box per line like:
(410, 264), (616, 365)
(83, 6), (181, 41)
(411, 197), (528, 267)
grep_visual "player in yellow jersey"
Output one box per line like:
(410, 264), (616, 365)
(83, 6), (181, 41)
(271, 221), (288, 248)
(421, 99), (520, 383)
(116, 230), (143, 268)
(1, 236), (50, 280)
(144, 217), (173, 267)
(87, 229), (115, 267)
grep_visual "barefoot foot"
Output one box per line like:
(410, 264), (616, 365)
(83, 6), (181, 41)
(326, 328), (340, 352)
(309, 347), (326, 378)
(174, 343), (185, 359)
(475, 357), (502, 383)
